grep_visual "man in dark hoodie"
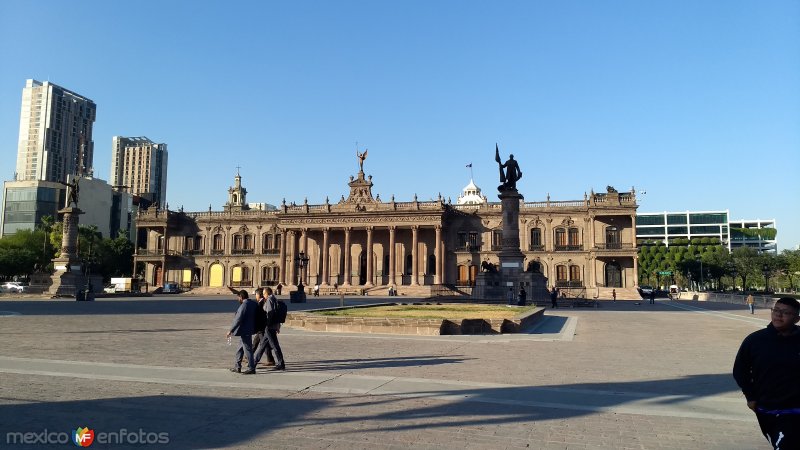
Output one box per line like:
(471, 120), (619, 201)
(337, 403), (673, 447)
(226, 290), (258, 374)
(733, 297), (800, 449)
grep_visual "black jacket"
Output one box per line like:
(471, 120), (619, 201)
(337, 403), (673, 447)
(254, 298), (268, 333)
(733, 323), (800, 409)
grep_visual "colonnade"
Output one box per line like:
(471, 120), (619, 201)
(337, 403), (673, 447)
(278, 225), (445, 287)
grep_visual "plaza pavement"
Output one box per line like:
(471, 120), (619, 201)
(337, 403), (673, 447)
(0, 294), (773, 449)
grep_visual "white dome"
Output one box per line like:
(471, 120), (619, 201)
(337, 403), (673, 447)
(457, 179), (487, 205)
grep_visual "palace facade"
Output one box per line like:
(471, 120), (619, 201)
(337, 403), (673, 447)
(133, 167), (640, 297)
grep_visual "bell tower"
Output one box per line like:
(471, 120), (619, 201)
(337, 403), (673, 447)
(224, 168), (248, 212)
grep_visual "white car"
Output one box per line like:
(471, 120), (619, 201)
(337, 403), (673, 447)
(1, 282), (27, 293)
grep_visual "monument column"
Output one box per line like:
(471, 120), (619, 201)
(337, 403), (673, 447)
(365, 226), (374, 287)
(434, 225), (442, 284)
(279, 230), (287, 284)
(321, 228), (330, 286)
(343, 227), (351, 286)
(287, 230), (296, 286)
(411, 226), (419, 286)
(388, 226), (396, 286)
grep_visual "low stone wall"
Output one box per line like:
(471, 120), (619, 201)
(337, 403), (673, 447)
(286, 304), (545, 335)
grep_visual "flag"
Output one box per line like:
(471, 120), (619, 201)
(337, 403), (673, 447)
(466, 163), (472, 168)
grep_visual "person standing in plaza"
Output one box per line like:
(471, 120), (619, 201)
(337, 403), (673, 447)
(649, 289), (656, 305)
(276, 282), (283, 296)
(518, 286), (527, 306)
(612, 289), (617, 302)
(252, 288), (276, 367)
(507, 287), (515, 306)
(226, 290), (258, 374)
(747, 293), (755, 314)
(550, 287), (559, 308)
(733, 297), (800, 449)
(264, 287), (286, 371)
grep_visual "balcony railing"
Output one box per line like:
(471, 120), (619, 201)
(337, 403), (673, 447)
(597, 243), (634, 250)
(555, 280), (584, 288)
(262, 249), (280, 255)
(136, 248), (164, 256)
(261, 280), (279, 286)
(528, 244), (544, 251)
(454, 245), (481, 252)
(554, 245), (583, 251)
(232, 249), (254, 255)
(211, 249), (225, 255)
(230, 280), (253, 287)
(182, 249), (204, 256)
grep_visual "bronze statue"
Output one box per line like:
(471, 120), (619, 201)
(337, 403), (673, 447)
(357, 149), (368, 172)
(495, 144), (522, 191)
(67, 177), (80, 206)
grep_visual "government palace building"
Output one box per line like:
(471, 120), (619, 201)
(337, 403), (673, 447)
(133, 162), (640, 299)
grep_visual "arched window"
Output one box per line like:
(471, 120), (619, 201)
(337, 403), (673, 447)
(556, 265), (568, 281)
(555, 229), (567, 248)
(212, 234), (224, 254)
(568, 228), (580, 246)
(530, 228), (543, 250)
(569, 265), (581, 282)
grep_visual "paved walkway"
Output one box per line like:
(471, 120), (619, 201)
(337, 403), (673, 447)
(0, 297), (771, 449)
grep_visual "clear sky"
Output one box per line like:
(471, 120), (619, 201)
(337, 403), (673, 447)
(1, 1), (798, 249)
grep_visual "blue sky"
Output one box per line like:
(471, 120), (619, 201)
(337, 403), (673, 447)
(1, 1), (798, 249)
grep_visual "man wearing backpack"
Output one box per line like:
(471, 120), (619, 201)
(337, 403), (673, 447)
(264, 287), (286, 371)
(252, 288), (276, 367)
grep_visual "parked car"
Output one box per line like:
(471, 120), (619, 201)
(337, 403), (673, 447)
(103, 285), (117, 294)
(1, 282), (27, 293)
(162, 283), (182, 294)
(638, 285), (653, 296)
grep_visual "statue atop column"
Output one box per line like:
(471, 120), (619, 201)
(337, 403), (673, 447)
(67, 177), (80, 206)
(495, 144), (522, 192)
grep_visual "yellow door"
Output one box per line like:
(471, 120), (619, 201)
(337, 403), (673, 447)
(182, 269), (192, 286)
(209, 264), (223, 287)
(232, 266), (242, 284)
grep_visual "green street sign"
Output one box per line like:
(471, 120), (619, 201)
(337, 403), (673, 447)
(658, 271), (673, 275)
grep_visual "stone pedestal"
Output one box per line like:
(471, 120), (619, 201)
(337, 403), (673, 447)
(472, 189), (550, 304)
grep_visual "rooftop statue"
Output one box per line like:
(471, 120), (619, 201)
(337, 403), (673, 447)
(495, 144), (522, 192)
(357, 148), (368, 172)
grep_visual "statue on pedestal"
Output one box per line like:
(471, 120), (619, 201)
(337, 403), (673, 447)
(495, 144), (522, 191)
(67, 177), (80, 206)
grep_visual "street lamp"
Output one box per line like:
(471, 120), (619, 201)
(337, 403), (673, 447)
(762, 264), (770, 293)
(296, 251), (309, 287)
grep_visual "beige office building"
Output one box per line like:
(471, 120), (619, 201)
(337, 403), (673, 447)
(110, 136), (168, 207)
(134, 164), (640, 299)
(14, 79), (96, 183)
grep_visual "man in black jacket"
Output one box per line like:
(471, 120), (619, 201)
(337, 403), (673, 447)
(253, 288), (276, 367)
(226, 290), (258, 374)
(733, 297), (800, 449)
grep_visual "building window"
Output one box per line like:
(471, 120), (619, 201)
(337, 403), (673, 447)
(556, 265), (567, 281)
(492, 229), (503, 250)
(212, 234), (224, 254)
(605, 226), (620, 249)
(530, 228), (543, 250)
(568, 228), (580, 246)
(569, 265), (581, 282)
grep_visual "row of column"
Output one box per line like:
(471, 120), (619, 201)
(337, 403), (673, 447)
(277, 226), (444, 287)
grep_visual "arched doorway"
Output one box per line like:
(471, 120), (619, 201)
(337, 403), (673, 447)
(605, 262), (622, 288)
(209, 263), (224, 287)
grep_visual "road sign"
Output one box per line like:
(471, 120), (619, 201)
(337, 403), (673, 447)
(658, 271), (673, 275)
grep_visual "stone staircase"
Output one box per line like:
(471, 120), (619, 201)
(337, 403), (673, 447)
(593, 287), (642, 301)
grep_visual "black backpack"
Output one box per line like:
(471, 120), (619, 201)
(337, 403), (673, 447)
(267, 297), (288, 326)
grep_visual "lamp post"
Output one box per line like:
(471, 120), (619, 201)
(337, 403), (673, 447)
(762, 264), (770, 293)
(294, 251), (310, 302)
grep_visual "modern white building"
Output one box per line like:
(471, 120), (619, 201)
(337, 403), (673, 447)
(636, 210), (778, 253)
(14, 79), (96, 183)
(110, 136), (168, 207)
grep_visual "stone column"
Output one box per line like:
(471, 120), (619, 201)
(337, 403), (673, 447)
(434, 225), (442, 284)
(411, 226), (419, 286)
(590, 214), (597, 249)
(321, 228), (330, 286)
(279, 230), (287, 284)
(365, 226), (374, 287)
(287, 230), (296, 286)
(633, 255), (639, 287)
(389, 226), (396, 286)
(343, 227), (351, 286)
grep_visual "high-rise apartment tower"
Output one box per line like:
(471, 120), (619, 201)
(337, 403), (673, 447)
(15, 79), (96, 183)
(110, 136), (168, 207)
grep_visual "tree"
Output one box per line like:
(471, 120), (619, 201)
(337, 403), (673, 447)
(732, 247), (760, 291)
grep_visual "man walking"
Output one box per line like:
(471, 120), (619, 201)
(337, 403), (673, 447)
(252, 288), (276, 367)
(550, 287), (559, 308)
(226, 290), (258, 374)
(733, 297), (800, 449)
(264, 287), (286, 371)
(747, 293), (755, 314)
(649, 289), (656, 305)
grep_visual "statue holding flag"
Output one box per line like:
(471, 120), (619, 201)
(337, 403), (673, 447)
(495, 144), (522, 192)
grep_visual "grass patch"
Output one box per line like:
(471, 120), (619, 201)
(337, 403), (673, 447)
(315, 304), (538, 320)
